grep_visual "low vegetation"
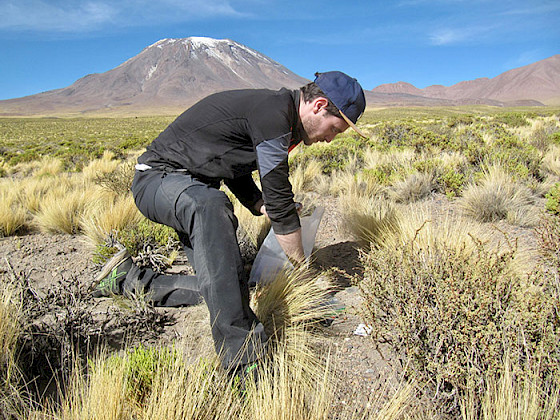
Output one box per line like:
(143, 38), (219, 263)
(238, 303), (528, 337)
(1, 107), (559, 418)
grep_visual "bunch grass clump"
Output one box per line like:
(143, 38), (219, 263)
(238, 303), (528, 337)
(35, 187), (91, 234)
(290, 158), (324, 193)
(541, 145), (560, 177)
(461, 356), (560, 420)
(0, 274), (30, 419)
(0, 186), (27, 237)
(460, 164), (536, 224)
(389, 171), (435, 203)
(339, 193), (401, 248)
(81, 193), (143, 248)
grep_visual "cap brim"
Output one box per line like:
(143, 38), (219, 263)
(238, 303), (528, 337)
(339, 111), (367, 138)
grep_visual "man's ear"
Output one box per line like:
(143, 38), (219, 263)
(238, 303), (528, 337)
(312, 97), (329, 114)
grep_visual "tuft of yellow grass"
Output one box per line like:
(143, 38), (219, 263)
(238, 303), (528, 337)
(81, 193), (143, 248)
(82, 151), (120, 181)
(34, 185), (91, 234)
(339, 193), (401, 248)
(389, 171), (435, 204)
(363, 147), (415, 172)
(34, 156), (64, 178)
(58, 355), (130, 420)
(459, 164), (535, 224)
(244, 327), (334, 420)
(0, 182), (28, 237)
(290, 158), (324, 194)
(17, 174), (74, 214)
(542, 145), (560, 178)
(461, 356), (560, 420)
(253, 265), (335, 337)
(0, 275), (22, 377)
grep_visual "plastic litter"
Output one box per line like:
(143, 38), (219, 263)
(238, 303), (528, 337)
(353, 323), (373, 337)
(248, 206), (325, 286)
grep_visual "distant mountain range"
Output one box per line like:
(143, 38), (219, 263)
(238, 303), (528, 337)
(0, 37), (558, 116)
(368, 54), (560, 107)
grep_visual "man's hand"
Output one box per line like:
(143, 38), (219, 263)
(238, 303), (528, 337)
(254, 199), (267, 216)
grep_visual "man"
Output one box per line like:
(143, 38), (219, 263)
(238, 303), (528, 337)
(94, 71), (366, 372)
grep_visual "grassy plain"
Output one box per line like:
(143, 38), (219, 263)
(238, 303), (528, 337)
(1, 106), (560, 419)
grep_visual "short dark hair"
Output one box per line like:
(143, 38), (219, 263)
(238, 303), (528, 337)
(300, 81), (342, 118)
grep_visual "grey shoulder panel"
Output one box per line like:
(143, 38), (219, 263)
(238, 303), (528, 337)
(256, 133), (291, 178)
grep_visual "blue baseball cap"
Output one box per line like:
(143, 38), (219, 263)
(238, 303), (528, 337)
(314, 71), (367, 137)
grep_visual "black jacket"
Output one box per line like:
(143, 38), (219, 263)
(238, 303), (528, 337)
(138, 88), (306, 235)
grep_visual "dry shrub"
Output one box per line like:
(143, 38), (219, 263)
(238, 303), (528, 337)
(93, 161), (135, 196)
(536, 213), (560, 271)
(339, 193), (400, 247)
(0, 186), (27, 237)
(358, 229), (560, 417)
(389, 171), (435, 203)
(460, 164), (535, 224)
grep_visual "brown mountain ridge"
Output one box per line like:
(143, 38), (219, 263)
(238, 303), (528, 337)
(0, 38), (558, 116)
(370, 54), (560, 107)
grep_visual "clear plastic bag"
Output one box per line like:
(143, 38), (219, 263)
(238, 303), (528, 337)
(248, 206), (325, 286)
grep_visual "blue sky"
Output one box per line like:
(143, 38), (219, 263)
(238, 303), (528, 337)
(0, 0), (558, 100)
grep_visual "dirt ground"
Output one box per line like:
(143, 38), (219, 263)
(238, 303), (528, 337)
(0, 193), (541, 414)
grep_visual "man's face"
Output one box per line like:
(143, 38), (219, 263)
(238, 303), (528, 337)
(302, 108), (349, 146)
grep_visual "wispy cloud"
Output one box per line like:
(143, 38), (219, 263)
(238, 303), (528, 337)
(429, 24), (497, 46)
(501, 1), (560, 16)
(0, 0), (247, 32)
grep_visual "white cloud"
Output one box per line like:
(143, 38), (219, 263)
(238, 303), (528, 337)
(0, 0), (246, 32)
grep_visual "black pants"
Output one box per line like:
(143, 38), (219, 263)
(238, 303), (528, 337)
(130, 168), (267, 368)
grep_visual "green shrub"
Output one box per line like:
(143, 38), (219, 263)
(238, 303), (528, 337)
(290, 136), (364, 174)
(492, 112), (531, 127)
(106, 344), (179, 406)
(358, 237), (560, 417)
(437, 169), (466, 198)
(545, 183), (560, 215)
(374, 122), (450, 152)
(117, 219), (179, 257)
(489, 130), (542, 180)
(446, 115), (476, 128)
(451, 127), (487, 165)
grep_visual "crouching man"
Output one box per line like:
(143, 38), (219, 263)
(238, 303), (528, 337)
(94, 71), (366, 374)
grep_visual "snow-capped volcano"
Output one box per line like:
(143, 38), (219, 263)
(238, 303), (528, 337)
(0, 37), (309, 115)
